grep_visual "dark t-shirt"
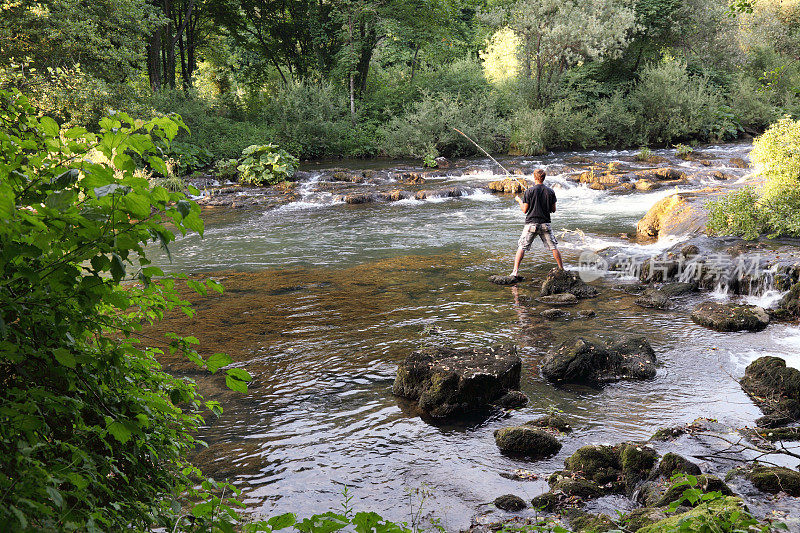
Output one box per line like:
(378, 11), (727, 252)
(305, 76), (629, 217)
(523, 184), (556, 224)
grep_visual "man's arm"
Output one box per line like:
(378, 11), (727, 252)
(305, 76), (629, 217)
(515, 195), (528, 213)
(550, 191), (557, 213)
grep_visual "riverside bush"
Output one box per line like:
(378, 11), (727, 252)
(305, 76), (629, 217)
(238, 144), (299, 185)
(0, 90), (251, 530)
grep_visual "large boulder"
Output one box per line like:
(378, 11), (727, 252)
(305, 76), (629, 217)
(540, 268), (598, 298)
(690, 302), (769, 332)
(635, 288), (673, 310)
(635, 191), (713, 239)
(541, 337), (657, 384)
(745, 465), (800, 496)
(494, 426), (562, 459)
(393, 345), (521, 417)
(740, 356), (800, 425)
(488, 177), (528, 194)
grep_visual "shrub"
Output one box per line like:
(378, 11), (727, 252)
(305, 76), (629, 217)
(636, 147), (653, 161)
(215, 158), (241, 181)
(594, 91), (638, 147)
(706, 187), (765, 239)
(237, 144), (299, 186)
(508, 98), (600, 155)
(381, 90), (507, 158)
(509, 108), (550, 155)
(675, 143), (694, 158)
(0, 90), (250, 530)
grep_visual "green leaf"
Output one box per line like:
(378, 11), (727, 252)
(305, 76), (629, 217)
(106, 421), (132, 444)
(40, 116), (60, 137)
(46, 486), (64, 509)
(94, 183), (130, 198)
(9, 506), (27, 529)
(122, 192), (151, 219)
(225, 374), (249, 394)
(53, 348), (76, 368)
(113, 153), (136, 173)
(226, 368), (252, 382)
(268, 513), (297, 530)
(110, 253), (126, 281)
(0, 182), (15, 221)
(206, 353), (231, 373)
(148, 156), (168, 176)
(176, 200), (191, 218)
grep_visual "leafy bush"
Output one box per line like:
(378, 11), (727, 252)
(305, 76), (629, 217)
(675, 143), (694, 158)
(509, 98), (600, 155)
(594, 91), (638, 147)
(636, 146), (653, 161)
(509, 108), (550, 155)
(162, 140), (214, 175)
(706, 187), (765, 239)
(238, 144), (299, 186)
(0, 90), (251, 530)
(381, 90), (507, 158)
(215, 158), (241, 181)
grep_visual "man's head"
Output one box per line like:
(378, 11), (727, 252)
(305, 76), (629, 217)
(533, 169), (546, 183)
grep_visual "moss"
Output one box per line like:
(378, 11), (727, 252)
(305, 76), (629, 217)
(494, 494), (527, 511)
(753, 426), (800, 441)
(550, 475), (605, 499)
(525, 413), (573, 433)
(618, 443), (658, 484)
(636, 497), (748, 533)
(746, 466), (800, 496)
(658, 453), (701, 477)
(650, 427), (686, 441)
(530, 491), (562, 512)
(623, 507), (668, 531)
(567, 510), (617, 532)
(564, 445), (621, 484)
(740, 356), (800, 420)
(494, 426), (562, 459)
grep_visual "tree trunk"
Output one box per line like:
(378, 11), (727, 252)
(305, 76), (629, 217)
(164, 0), (176, 89)
(147, 29), (162, 92)
(410, 43), (420, 81)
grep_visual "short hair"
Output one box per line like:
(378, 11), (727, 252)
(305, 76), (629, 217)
(533, 169), (546, 181)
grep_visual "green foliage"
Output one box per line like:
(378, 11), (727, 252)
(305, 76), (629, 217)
(706, 187), (764, 240)
(674, 143), (693, 158)
(381, 90), (506, 158)
(636, 147), (654, 161)
(665, 474), (781, 532)
(237, 144), (300, 186)
(0, 90), (251, 530)
(163, 141), (214, 176)
(422, 144), (439, 168)
(215, 158), (241, 181)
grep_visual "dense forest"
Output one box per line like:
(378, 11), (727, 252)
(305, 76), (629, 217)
(3, 0), (800, 164)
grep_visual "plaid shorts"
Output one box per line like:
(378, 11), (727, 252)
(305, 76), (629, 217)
(518, 223), (558, 251)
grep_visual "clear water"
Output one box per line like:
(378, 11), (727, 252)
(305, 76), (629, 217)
(144, 142), (800, 529)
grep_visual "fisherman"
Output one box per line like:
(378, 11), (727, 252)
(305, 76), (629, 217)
(510, 169), (564, 277)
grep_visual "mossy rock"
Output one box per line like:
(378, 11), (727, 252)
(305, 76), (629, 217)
(623, 507), (668, 531)
(658, 453), (701, 477)
(530, 491), (562, 512)
(636, 497), (747, 533)
(494, 426), (562, 459)
(567, 510), (617, 533)
(549, 475), (606, 499)
(691, 302), (769, 332)
(564, 445), (621, 484)
(740, 356), (800, 422)
(653, 475), (732, 507)
(619, 443), (658, 489)
(746, 465), (800, 496)
(494, 494), (527, 511)
(649, 427), (686, 441)
(525, 413), (573, 433)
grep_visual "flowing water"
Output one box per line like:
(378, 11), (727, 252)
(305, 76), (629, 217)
(145, 142), (800, 530)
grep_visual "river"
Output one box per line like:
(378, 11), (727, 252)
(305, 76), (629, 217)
(145, 142), (800, 530)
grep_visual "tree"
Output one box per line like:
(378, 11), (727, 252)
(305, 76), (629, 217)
(0, 90), (251, 529)
(483, 0), (637, 104)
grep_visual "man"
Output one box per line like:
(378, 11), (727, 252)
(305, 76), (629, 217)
(510, 168), (563, 277)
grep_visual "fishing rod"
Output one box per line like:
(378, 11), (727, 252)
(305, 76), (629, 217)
(451, 127), (526, 188)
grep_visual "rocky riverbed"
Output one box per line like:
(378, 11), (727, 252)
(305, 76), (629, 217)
(143, 142), (800, 531)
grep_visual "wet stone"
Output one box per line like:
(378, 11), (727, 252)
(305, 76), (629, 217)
(537, 293), (579, 305)
(635, 289), (673, 310)
(494, 426), (562, 459)
(541, 337), (657, 384)
(494, 390), (529, 409)
(541, 268), (598, 298)
(493, 494), (527, 511)
(526, 413), (573, 433)
(691, 302), (769, 332)
(393, 345), (521, 418)
(658, 452), (701, 477)
(541, 308), (568, 320)
(740, 356), (800, 424)
(745, 465), (800, 496)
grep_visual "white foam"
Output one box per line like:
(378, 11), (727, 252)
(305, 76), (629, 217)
(743, 289), (787, 309)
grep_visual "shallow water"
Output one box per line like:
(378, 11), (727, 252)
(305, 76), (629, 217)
(145, 142), (800, 529)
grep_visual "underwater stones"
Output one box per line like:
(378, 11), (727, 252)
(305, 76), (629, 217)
(577, 310), (596, 318)
(740, 356), (800, 424)
(658, 453), (701, 477)
(540, 308), (568, 320)
(537, 293), (579, 305)
(494, 426), (562, 459)
(635, 289), (673, 310)
(526, 413), (573, 433)
(494, 390), (529, 409)
(541, 337), (657, 385)
(489, 274), (524, 285)
(745, 466), (800, 496)
(393, 345), (522, 418)
(540, 268), (598, 298)
(691, 302), (769, 332)
(493, 494), (527, 511)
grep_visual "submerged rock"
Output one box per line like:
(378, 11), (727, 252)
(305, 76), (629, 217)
(494, 426), (562, 459)
(541, 308), (568, 320)
(740, 356), (800, 425)
(577, 309), (596, 318)
(494, 390), (529, 409)
(526, 413), (573, 433)
(690, 302), (769, 332)
(540, 268), (598, 298)
(393, 345), (521, 418)
(489, 274), (524, 285)
(635, 288), (673, 310)
(541, 337), (657, 384)
(537, 293), (579, 305)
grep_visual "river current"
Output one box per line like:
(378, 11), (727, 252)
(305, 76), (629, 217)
(145, 142), (800, 530)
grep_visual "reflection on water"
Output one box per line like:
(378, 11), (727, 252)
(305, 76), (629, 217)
(142, 142), (800, 529)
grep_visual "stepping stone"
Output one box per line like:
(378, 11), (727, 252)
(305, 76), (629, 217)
(489, 275), (524, 285)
